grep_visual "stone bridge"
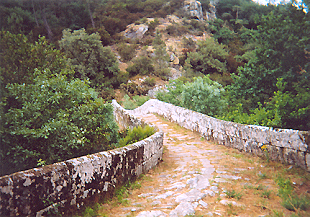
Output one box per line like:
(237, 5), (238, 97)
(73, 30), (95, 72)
(0, 99), (309, 216)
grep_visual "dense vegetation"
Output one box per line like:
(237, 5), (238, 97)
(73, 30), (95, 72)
(1, 0), (309, 176)
(158, 0), (310, 131)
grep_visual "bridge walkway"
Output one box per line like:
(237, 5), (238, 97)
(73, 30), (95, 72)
(97, 113), (288, 216)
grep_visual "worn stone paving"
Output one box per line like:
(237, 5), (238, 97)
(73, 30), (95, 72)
(100, 113), (289, 217)
(131, 114), (233, 217)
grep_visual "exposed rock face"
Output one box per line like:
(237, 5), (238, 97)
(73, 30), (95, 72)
(206, 0), (218, 21)
(123, 23), (148, 40)
(183, 0), (204, 21)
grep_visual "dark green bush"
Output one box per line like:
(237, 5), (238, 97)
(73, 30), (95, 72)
(126, 56), (154, 76)
(142, 77), (156, 87)
(117, 42), (137, 62)
(118, 125), (155, 147)
(156, 76), (227, 116)
(120, 82), (147, 96)
(121, 94), (150, 110)
(1, 72), (119, 176)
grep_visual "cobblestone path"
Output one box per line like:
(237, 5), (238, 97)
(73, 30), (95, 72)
(99, 113), (292, 217)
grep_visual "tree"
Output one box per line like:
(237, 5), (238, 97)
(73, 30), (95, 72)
(0, 31), (68, 87)
(117, 42), (137, 62)
(153, 43), (170, 79)
(156, 76), (227, 116)
(185, 38), (229, 75)
(1, 72), (119, 176)
(126, 56), (154, 76)
(59, 28), (121, 88)
(228, 5), (310, 108)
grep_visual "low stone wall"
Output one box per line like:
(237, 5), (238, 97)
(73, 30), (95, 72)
(130, 99), (310, 171)
(0, 101), (163, 216)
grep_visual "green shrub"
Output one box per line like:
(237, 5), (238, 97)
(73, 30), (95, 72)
(185, 37), (229, 75)
(142, 77), (156, 87)
(120, 83), (147, 96)
(126, 56), (154, 76)
(117, 42), (137, 62)
(122, 94), (150, 110)
(281, 195), (310, 211)
(166, 23), (189, 36)
(153, 44), (170, 79)
(59, 28), (120, 89)
(275, 176), (310, 211)
(223, 78), (310, 130)
(157, 76), (227, 117)
(118, 125), (155, 147)
(1, 72), (119, 176)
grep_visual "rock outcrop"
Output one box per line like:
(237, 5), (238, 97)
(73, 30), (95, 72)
(123, 23), (148, 40)
(206, 0), (218, 21)
(183, 0), (204, 21)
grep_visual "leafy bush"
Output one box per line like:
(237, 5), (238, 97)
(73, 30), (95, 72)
(185, 38), (229, 75)
(153, 44), (171, 79)
(1, 71), (119, 176)
(156, 76), (227, 116)
(222, 78), (310, 130)
(142, 77), (156, 87)
(117, 42), (137, 62)
(59, 28), (120, 89)
(126, 56), (154, 77)
(120, 82), (148, 96)
(118, 125), (155, 147)
(181, 76), (227, 116)
(121, 94), (150, 110)
(166, 23), (189, 36)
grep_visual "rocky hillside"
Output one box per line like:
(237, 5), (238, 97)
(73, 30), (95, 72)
(113, 1), (212, 101)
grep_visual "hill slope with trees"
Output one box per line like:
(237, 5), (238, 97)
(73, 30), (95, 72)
(0, 0), (309, 176)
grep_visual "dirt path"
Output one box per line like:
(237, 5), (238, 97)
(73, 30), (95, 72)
(97, 114), (306, 217)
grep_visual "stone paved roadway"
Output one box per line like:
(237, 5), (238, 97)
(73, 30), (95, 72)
(102, 113), (285, 216)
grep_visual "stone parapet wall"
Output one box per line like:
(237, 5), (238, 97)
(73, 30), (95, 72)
(0, 101), (163, 216)
(130, 99), (310, 171)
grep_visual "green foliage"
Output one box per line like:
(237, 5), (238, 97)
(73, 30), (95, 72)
(117, 42), (137, 62)
(120, 82), (147, 96)
(156, 76), (227, 117)
(275, 176), (310, 211)
(118, 125), (155, 147)
(165, 23), (189, 36)
(228, 5), (310, 107)
(225, 189), (243, 200)
(1, 71), (119, 176)
(152, 43), (171, 79)
(185, 38), (229, 75)
(142, 77), (156, 87)
(59, 28), (121, 89)
(208, 19), (236, 45)
(126, 56), (154, 77)
(0, 31), (69, 86)
(181, 76), (227, 116)
(223, 78), (310, 130)
(146, 18), (160, 35)
(156, 79), (185, 107)
(121, 94), (150, 110)
(224, 4), (310, 130)
(152, 31), (165, 46)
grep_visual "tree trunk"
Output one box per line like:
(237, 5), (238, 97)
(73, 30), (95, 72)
(87, 0), (95, 28)
(39, 2), (53, 40)
(31, 0), (39, 27)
